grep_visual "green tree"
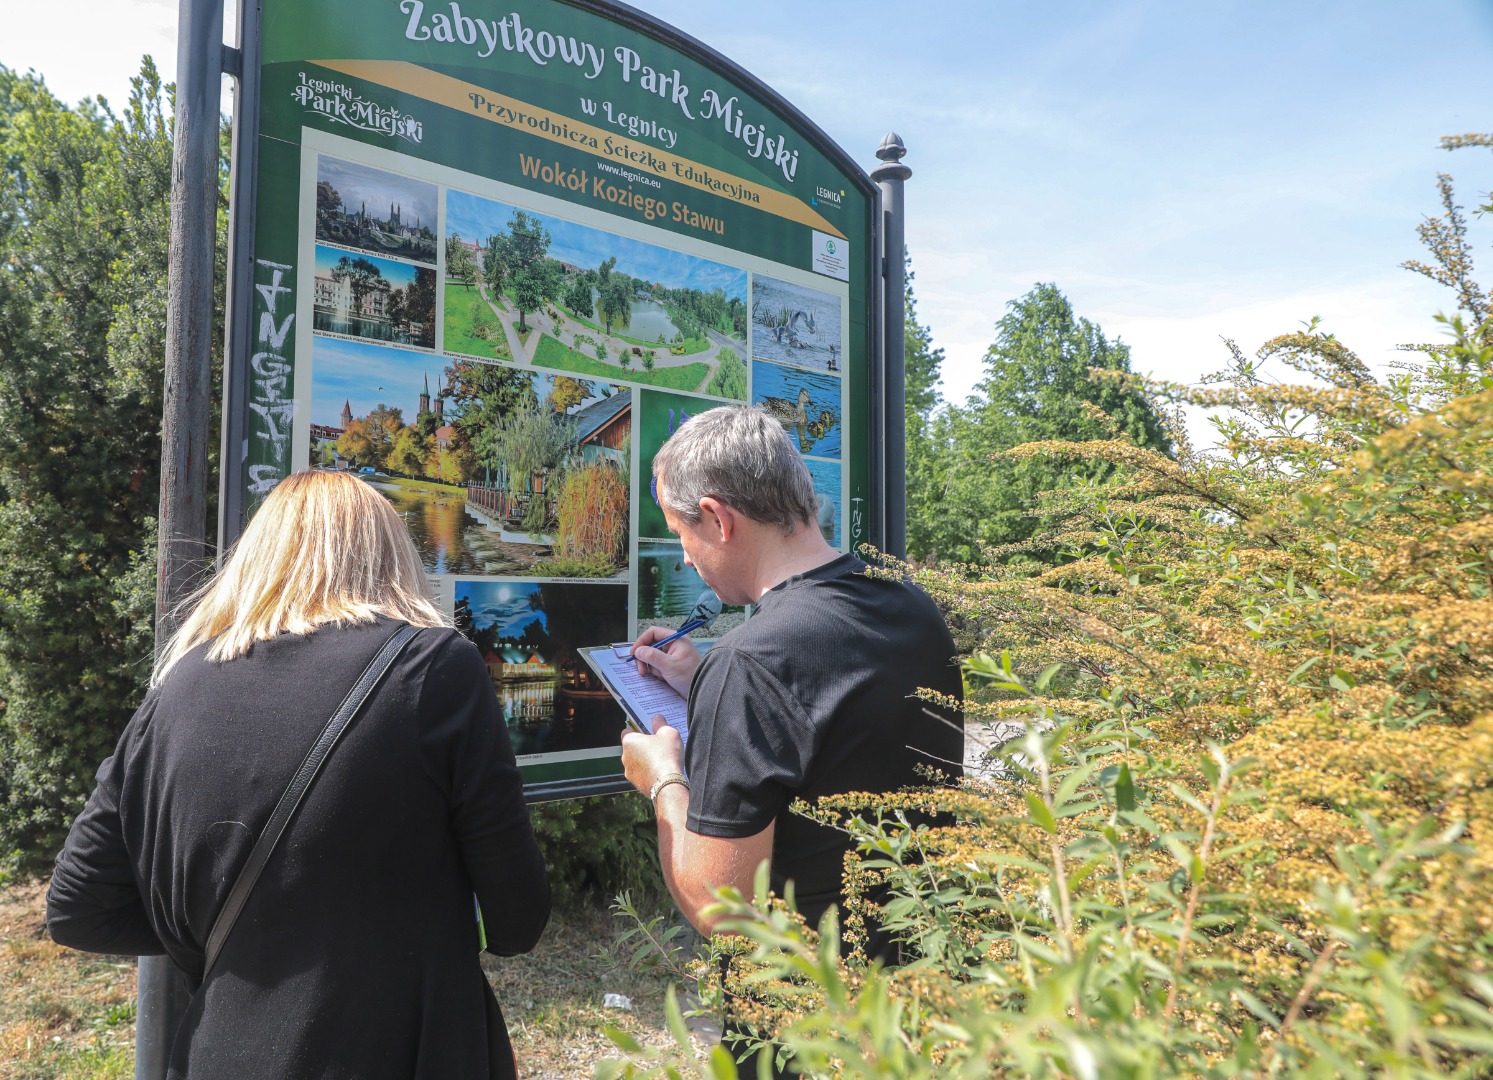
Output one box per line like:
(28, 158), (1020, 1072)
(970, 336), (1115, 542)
(482, 232), (508, 295)
(902, 260), (948, 562)
(445, 233), (477, 289)
(504, 210), (553, 333)
(0, 61), (226, 874)
(564, 270), (594, 318)
(915, 283), (1171, 562)
(387, 426), (430, 477)
(482, 406), (575, 533)
(598, 275), (632, 338)
(548, 376), (588, 414)
(401, 267), (435, 332)
(443, 358), (537, 464)
(331, 254), (382, 316)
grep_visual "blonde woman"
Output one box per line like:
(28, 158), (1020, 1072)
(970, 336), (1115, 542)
(47, 470), (548, 1080)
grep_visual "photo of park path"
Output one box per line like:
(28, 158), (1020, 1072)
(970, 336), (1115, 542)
(443, 191), (749, 399)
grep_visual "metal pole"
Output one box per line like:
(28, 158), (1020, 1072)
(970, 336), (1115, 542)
(871, 133), (911, 561)
(138, 0), (225, 1075)
(219, 0), (262, 552)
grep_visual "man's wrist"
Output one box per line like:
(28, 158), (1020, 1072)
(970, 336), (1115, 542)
(648, 772), (689, 807)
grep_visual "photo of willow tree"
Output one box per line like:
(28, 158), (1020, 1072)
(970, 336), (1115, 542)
(443, 190), (748, 398)
(310, 337), (630, 578)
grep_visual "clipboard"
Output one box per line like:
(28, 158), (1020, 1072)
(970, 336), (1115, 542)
(579, 645), (691, 749)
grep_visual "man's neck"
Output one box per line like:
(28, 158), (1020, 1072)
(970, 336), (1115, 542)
(749, 525), (842, 601)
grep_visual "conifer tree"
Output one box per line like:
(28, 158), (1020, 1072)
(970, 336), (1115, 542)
(916, 283), (1170, 562)
(0, 62), (225, 873)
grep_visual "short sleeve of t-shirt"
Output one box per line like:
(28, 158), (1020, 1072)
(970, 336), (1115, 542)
(684, 646), (817, 838)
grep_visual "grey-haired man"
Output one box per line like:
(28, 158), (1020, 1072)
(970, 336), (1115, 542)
(620, 405), (963, 953)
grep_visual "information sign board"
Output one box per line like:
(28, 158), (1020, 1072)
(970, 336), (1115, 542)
(223, 0), (881, 798)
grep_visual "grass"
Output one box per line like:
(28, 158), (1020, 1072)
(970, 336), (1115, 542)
(532, 334), (710, 392)
(1, 883), (135, 1079)
(0, 882), (705, 1080)
(444, 283), (513, 362)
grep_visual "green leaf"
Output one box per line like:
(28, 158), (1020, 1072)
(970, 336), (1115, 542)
(1115, 762), (1137, 811)
(1024, 791), (1058, 833)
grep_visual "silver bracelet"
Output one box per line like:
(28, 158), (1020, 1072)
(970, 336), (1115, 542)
(648, 772), (690, 805)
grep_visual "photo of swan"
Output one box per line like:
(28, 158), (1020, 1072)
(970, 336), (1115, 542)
(750, 274), (843, 374)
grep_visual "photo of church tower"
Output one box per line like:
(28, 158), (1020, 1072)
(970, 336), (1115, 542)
(315, 155), (438, 265)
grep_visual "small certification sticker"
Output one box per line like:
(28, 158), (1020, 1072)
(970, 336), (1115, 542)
(811, 231), (850, 281)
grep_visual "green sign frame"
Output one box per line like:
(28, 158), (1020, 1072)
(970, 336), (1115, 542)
(221, 0), (884, 800)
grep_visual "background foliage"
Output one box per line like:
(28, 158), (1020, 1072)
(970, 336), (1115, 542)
(604, 137), (1493, 1077)
(0, 62), (220, 876)
(908, 281), (1173, 564)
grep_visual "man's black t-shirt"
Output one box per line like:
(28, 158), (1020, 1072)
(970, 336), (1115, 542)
(683, 553), (964, 929)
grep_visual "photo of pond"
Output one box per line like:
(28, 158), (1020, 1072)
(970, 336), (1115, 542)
(752, 359), (843, 460)
(368, 479), (551, 575)
(751, 274), (843, 374)
(312, 245), (435, 349)
(454, 578), (629, 759)
(802, 458), (841, 548)
(637, 540), (745, 636)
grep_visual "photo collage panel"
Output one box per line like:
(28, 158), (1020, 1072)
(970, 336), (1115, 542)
(300, 144), (849, 760)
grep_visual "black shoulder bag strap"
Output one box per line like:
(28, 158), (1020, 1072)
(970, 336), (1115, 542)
(201, 622), (421, 978)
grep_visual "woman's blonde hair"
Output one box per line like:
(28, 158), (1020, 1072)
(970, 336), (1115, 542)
(153, 470), (448, 685)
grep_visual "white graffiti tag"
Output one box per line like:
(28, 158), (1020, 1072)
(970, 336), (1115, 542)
(247, 259), (295, 496)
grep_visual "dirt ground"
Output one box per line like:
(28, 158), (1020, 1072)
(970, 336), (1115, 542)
(0, 881), (703, 1080)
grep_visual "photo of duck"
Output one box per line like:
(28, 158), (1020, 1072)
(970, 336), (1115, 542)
(752, 359), (841, 460)
(760, 386), (812, 427)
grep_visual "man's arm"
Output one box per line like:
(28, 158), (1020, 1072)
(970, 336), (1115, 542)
(621, 720), (773, 935)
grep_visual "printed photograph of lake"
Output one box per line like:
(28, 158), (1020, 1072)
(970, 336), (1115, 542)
(751, 274), (843, 374)
(636, 540), (745, 637)
(752, 359), (843, 460)
(636, 388), (711, 539)
(444, 190), (748, 397)
(453, 579), (628, 759)
(309, 338), (631, 578)
(802, 458), (842, 548)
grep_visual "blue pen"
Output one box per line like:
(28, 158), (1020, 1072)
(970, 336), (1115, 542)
(619, 618), (707, 661)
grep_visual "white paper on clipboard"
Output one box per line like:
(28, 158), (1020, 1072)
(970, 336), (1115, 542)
(579, 645), (690, 750)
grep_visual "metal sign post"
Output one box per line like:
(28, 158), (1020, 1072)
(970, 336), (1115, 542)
(872, 133), (911, 562)
(139, 0), (226, 1074)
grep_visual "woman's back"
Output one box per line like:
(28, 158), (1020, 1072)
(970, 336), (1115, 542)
(49, 616), (548, 1079)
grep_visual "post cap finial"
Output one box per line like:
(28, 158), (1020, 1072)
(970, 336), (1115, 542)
(875, 132), (907, 162)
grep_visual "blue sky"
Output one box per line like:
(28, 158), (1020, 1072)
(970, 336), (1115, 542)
(446, 190), (748, 298)
(9, 0), (1493, 428)
(309, 337), (441, 428)
(456, 581), (548, 638)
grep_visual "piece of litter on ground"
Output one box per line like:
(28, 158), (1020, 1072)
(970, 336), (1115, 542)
(602, 993), (633, 1010)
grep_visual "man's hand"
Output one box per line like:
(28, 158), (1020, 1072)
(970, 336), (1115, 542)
(631, 625), (702, 698)
(621, 715), (684, 798)
(620, 717), (775, 937)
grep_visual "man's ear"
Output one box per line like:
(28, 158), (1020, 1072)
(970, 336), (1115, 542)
(696, 496), (737, 542)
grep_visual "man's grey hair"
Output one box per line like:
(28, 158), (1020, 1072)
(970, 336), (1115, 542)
(653, 406), (819, 533)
